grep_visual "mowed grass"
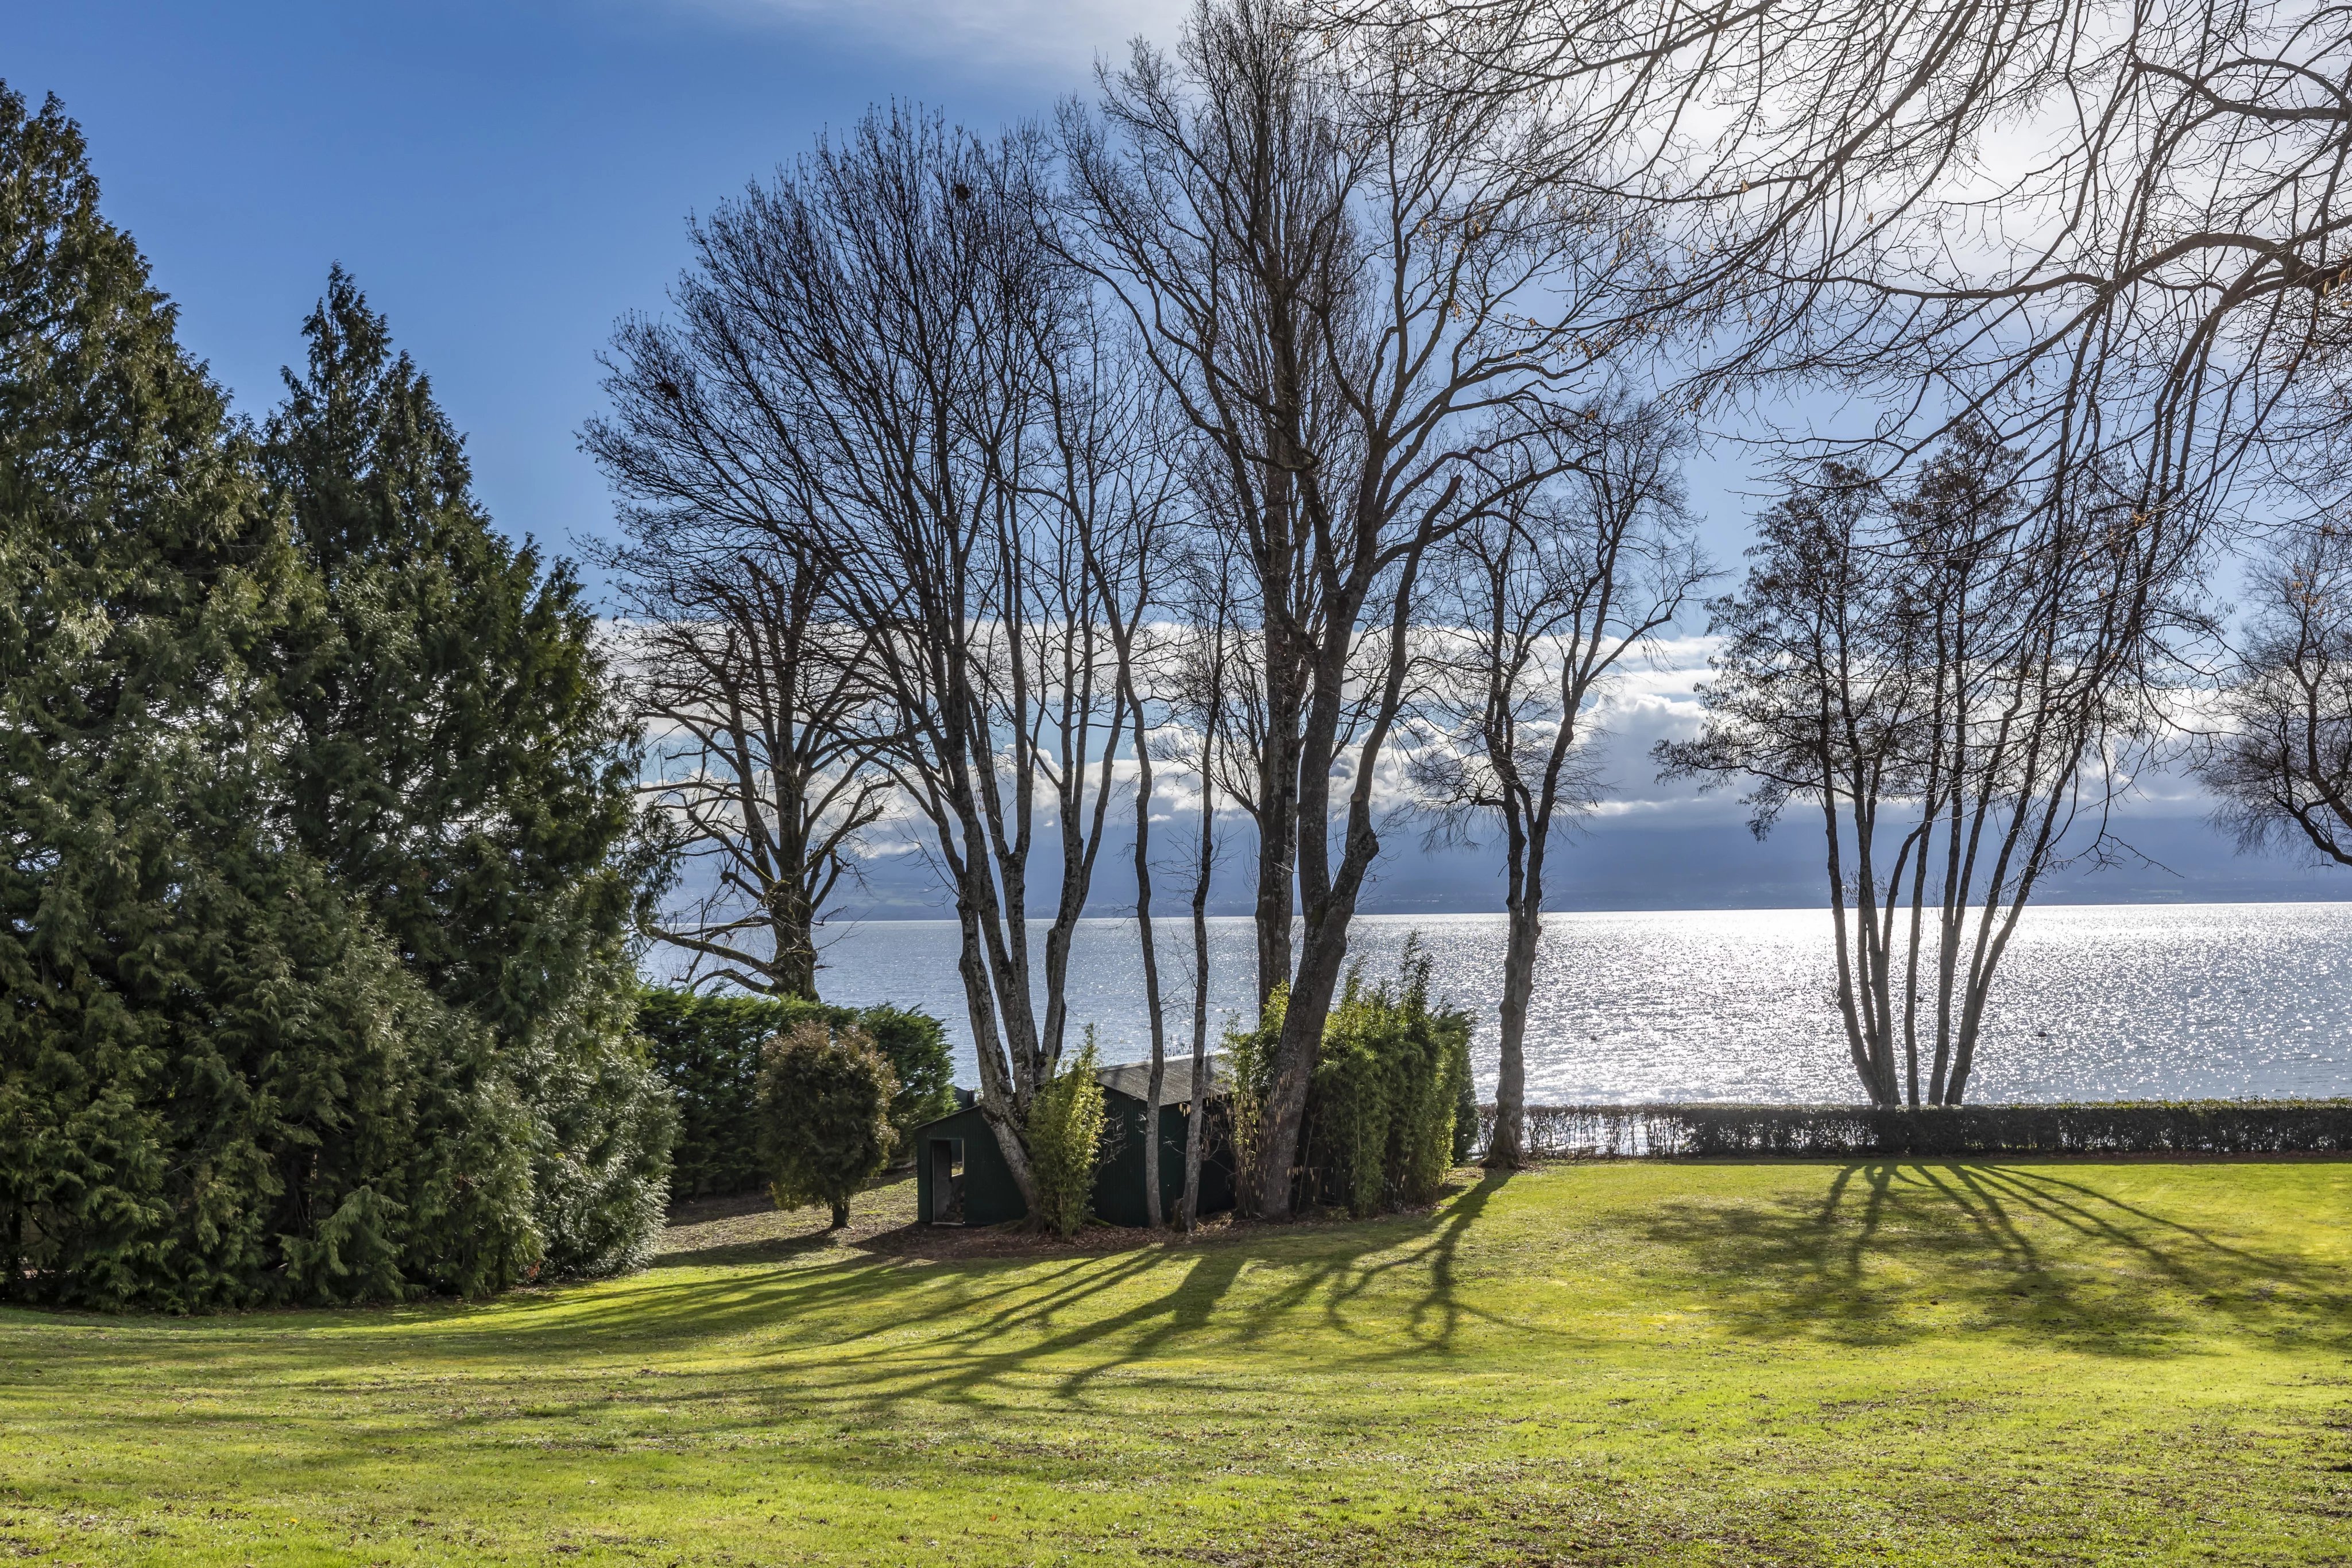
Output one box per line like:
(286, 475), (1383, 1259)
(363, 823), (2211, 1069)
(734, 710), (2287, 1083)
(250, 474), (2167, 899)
(2, 1161), (2350, 1566)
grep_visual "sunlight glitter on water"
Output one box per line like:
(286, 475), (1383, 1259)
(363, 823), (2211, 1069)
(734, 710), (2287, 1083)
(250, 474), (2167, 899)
(808, 904), (2352, 1104)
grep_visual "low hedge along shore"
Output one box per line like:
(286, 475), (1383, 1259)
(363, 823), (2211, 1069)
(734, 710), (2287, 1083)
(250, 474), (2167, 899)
(1504, 1099), (2352, 1159)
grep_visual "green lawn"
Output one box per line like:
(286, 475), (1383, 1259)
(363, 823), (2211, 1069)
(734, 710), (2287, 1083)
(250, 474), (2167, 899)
(2, 1160), (2349, 1566)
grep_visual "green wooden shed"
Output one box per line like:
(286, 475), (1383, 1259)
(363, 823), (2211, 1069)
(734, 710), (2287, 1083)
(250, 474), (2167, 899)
(912, 1056), (1234, 1228)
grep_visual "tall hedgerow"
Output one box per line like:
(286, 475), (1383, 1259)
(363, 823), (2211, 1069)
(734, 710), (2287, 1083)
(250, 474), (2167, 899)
(636, 988), (954, 1196)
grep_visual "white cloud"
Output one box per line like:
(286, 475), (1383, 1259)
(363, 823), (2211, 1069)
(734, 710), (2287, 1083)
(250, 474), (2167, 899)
(671, 0), (1192, 71)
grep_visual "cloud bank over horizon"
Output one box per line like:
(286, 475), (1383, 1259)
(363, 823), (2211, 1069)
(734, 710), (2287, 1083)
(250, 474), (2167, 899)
(670, 0), (1192, 69)
(644, 632), (2348, 959)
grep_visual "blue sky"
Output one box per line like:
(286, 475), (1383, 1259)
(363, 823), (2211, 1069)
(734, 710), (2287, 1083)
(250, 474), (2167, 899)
(5, 0), (1185, 568)
(10, 1), (2336, 907)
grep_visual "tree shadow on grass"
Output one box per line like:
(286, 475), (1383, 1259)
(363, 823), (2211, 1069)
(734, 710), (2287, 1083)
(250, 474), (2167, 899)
(1232, 1168), (1517, 1354)
(96, 1166), (1531, 1457)
(42, 1182), (1543, 1539)
(811, 1169), (1532, 1423)
(40, 1159), (2351, 1556)
(646, 1229), (850, 1271)
(404, 1168), (1533, 1424)
(1637, 1160), (2352, 1356)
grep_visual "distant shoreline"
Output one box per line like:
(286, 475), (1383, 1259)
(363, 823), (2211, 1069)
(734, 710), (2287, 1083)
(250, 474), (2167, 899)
(809, 896), (2352, 924)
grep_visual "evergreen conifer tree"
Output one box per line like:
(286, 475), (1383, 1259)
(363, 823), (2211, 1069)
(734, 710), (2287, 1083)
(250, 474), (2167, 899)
(264, 270), (674, 1276)
(0, 85), (540, 1308)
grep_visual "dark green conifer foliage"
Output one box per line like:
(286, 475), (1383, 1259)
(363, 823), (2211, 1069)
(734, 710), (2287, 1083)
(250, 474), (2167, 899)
(755, 1020), (896, 1230)
(0, 86), (539, 1308)
(264, 269), (674, 1276)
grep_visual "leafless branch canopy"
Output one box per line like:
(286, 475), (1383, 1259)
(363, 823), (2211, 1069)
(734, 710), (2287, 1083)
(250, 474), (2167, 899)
(2199, 519), (2352, 864)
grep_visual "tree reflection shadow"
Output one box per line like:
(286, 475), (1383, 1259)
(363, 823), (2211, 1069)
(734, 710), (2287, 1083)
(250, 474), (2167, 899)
(1637, 1160), (2351, 1354)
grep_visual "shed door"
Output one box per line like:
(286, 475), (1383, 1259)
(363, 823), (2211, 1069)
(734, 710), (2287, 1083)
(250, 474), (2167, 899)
(929, 1139), (966, 1225)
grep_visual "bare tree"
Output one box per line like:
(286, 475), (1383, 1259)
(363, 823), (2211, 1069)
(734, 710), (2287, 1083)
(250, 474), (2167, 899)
(589, 502), (888, 998)
(2199, 520), (2352, 866)
(1413, 398), (1706, 1165)
(1889, 432), (2208, 1104)
(1661, 466), (1939, 1105)
(1158, 555), (1243, 1229)
(1057, 339), (1186, 1228)
(1064, 0), (1631, 1216)
(586, 109), (1154, 1216)
(1344, 1), (2350, 513)
(1662, 429), (2206, 1104)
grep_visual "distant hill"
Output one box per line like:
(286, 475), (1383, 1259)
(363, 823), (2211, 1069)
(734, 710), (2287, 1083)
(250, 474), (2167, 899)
(814, 807), (2352, 920)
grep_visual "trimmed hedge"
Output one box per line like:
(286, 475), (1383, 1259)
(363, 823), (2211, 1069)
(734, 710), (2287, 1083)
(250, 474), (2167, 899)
(1483, 1101), (2352, 1160)
(636, 989), (954, 1198)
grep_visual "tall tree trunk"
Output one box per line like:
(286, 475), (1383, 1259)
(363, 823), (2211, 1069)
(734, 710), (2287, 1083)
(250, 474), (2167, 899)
(954, 893), (1043, 1213)
(1900, 836), (1932, 1110)
(1253, 665), (1301, 1009)
(1181, 869), (1212, 1233)
(1134, 733), (1167, 1229)
(1255, 761), (1390, 1215)
(1489, 819), (1540, 1169)
(1254, 555), (1422, 1218)
(1931, 783), (1967, 1104)
(1253, 900), (1347, 1217)
(1181, 680), (1221, 1234)
(770, 826), (819, 1001)
(1822, 793), (1882, 1102)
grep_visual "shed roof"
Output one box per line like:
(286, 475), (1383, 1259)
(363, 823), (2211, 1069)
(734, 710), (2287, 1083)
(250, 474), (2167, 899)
(914, 1055), (1229, 1136)
(1094, 1054), (1227, 1104)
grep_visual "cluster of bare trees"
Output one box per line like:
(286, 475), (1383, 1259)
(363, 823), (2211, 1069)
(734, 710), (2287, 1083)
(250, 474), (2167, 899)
(589, 2), (1704, 1222)
(1421, 0), (2352, 1113)
(589, 113), (1167, 1218)
(590, 0), (2352, 1215)
(1661, 429), (2210, 1107)
(2202, 524), (2352, 866)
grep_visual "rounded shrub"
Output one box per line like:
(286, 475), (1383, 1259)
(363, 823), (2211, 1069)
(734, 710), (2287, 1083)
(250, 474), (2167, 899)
(755, 1020), (898, 1229)
(640, 989), (954, 1197)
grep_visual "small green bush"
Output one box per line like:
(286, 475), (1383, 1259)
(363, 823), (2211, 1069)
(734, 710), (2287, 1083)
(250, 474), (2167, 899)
(1314, 989), (1398, 1218)
(637, 988), (954, 1197)
(1027, 1039), (1108, 1237)
(755, 1020), (898, 1229)
(1222, 990), (1285, 1217)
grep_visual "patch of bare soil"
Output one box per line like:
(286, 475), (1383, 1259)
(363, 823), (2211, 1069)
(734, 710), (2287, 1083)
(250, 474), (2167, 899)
(860, 1208), (1245, 1262)
(651, 1174), (1245, 1268)
(648, 1168), (1492, 1268)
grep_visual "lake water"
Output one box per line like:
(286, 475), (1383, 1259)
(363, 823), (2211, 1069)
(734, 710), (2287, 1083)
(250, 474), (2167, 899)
(805, 904), (2352, 1104)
